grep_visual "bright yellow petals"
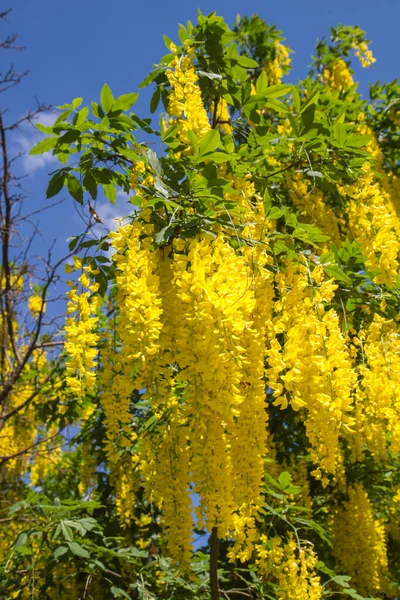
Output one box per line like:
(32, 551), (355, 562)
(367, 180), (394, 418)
(267, 261), (356, 480)
(323, 58), (354, 92)
(64, 260), (99, 398)
(28, 294), (45, 316)
(331, 484), (388, 595)
(255, 534), (322, 600)
(341, 162), (400, 287)
(166, 44), (210, 145)
(352, 41), (376, 68)
(351, 315), (400, 459)
(263, 41), (291, 85)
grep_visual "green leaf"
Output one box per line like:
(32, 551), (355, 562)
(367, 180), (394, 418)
(155, 225), (176, 246)
(150, 87), (161, 114)
(14, 532), (28, 551)
(199, 130), (220, 156)
(83, 172), (97, 200)
(265, 99), (291, 114)
(345, 134), (370, 148)
(66, 174), (84, 204)
(266, 207), (283, 219)
(111, 587), (131, 599)
(237, 55), (258, 68)
(334, 122), (347, 147)
(113, 92), (139, 112)
(162, 34), (174, 50)
(292, 86), (301, 113)
(30, 136), (57, 155)
(203, 151), (230, 163)
(46, 172), (65, 199)
(67, 541), (90, 559)
(342, 589), (366, 600)
(74, 106), (89, 126)
(72, 97), (83, 109)
(264, 84), (292, 99)
(103, 183), (117, 204)
(100, 83), (114, 114)
(332, 575), (352, 588)
(256, 70), (268, 94)
(60, 521), (73, 542)
(53, 545), (68, 559)
(323, 265), (352, 286)
(278, 471), (292, 490)
(91, 102), (105, 119)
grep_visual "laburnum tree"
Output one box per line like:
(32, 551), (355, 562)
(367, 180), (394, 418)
(3, 10), (400, 600)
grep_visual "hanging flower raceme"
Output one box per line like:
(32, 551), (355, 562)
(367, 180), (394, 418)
(255, 534), (323, 600)
(323, 58), (354, 92)
(350, 314), (400, 459)
(263, 40), (291, 85)
(28, 293), (45, 317)
(331, 483), (389, 595)
(266, 261), (356, 484)
(100, 215), (277, 565)
(64, 257), (100, 398)
(166, 42), (210, 145)
(341, 161), (400, 287)
(352, 40), (376, 68)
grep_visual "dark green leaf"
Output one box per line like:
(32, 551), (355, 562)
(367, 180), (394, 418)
(53, 546), (68, 560)
(46, 172), (65, 199)
(14, 532), (28, 551)
(66, 174), (84, 204)
(67, 541), (90, 559)
(323, 265), (352, 285)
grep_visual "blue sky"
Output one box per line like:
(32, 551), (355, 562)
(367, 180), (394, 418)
(4, 0), (400, 259)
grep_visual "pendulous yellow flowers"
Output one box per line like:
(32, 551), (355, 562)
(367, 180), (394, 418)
(64, 257), (100, 398)
(331, 483), (388, 595)
(166, 42), (210, 145)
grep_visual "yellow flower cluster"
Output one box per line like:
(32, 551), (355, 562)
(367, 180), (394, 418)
(28, 293), (45, 316)
(267, 261), (356, 482)
(341, 162), (400, 287)
(166, 43), (210, 144)
(64, 257), (100, 398)
(331, 483), (388, 595)
(129, 159), (155, 198)
(323, 58), (354, 92)
(351, 315), (400, 459)
(255, 534), (322, 600)
(0, 384), (37, 474)
(105, 221), (274, 565)
(352, 41), (376, 68)
(263, 41), (291, 85)
(112, 457), (139, 529)
(287, 173), (341, 246)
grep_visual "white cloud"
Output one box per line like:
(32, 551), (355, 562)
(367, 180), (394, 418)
(11, 112), (60, 174)
(95, 191), (134, 231)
